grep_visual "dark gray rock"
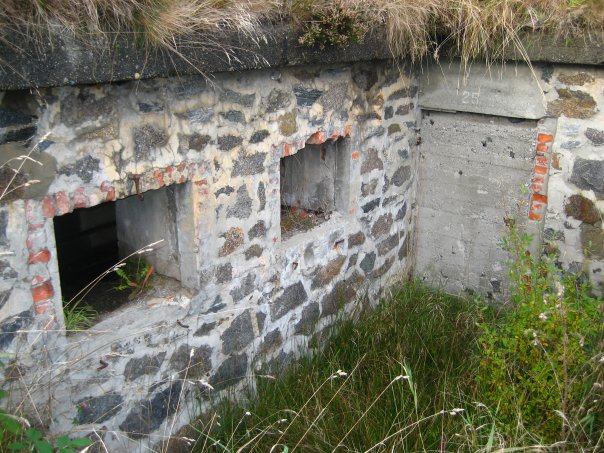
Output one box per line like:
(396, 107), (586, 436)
(257, 181), (266, 211)
(320, 273), (363, 318)
(134, 125), (168, 159)
(384, 106), (394, 120)
(61, 91), (113, 126)
(318, 83), (349, 112)
(227, 185), (252, 219)
(347, 253), (358, 269)
(220, 89), (255, 107)
(358, 112), (381, 122)
(209, 353), (248, 391)
(362, 199), (380, 213)
(0, 310), (32, 350)
(250, 130), (270, 144)
(371, 213), (393, 238)
(352, 67), (378, 91)
(0, 126), (36, 144)
(204, 296), (226, 314)
(181, 107), (213, 124)
(360, 252), (376, 274)
(570, 158), (604, 197)
(194, 322), (216, 337)
(0, 107), (35, 128)
(388, 123), (402, 135)
(543, 228), (565, 242)
(124, 353), (166, 381)
(312, 256), (346, 289)
(365, 126), (385, 139)
(169, 345), (212, 378)
(216, 263), (233, 284)
(561, 140), (581, 149)
(271, 281), (308, 320)
(232, 153), (266, 177)
(391, 166), (411, 187)
(137, 102), (163, 113)
(245, 244), (263, 260)
(348, 231), (365, 247)
(398, 148), (409, 159)
(0, 260), (17, 279)
(217, 135), (243, 151)
(396, 104), (411, 115)
(248, 221), (267, 240)
(230, 273), (256, 302)
(215, 185), (234, 198)
(372, 256), (395, 278)
(119, 381), (182, 439)
(382, 196), (397, 207)
(585, 128), (604, 146)
(388, 87), (418, 101)
(360, 149), (383, 174)
(59, 155), (100, 183)
(75, 393), (123, 424)
(0, 290), (10, 311)
(377, 233), (400, 256)
(294, 87), (323, 106)
(259, 328), (283, 354)
(395, 202), (407, 221)
(294, 302), (320, 336)
(256, 311), (267, 333)
(219, 227), (244, 257)
(188, 133), (211, 151)
(221, 311), (254, 354)
(221, 110), (245, 123)
(266, 89), (292, 112)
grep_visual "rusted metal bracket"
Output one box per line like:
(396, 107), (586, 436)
(128, 173), (144, 200)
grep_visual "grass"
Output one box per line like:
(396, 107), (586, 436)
(0, 1), (602, 66)
(184, 277), (603, 452)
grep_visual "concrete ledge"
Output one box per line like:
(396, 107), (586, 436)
(0, 24), (602, 90)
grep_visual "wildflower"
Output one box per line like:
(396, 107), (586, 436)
(199, 380), (214, 390)
(330, 369), (347, 379)
(538, 312), (548, 321)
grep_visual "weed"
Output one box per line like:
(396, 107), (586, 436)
(62, 298), (97, 332)
(114, 256), (155, 298)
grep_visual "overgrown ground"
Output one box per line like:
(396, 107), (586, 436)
(183, 228), (604, 452)
(1, 1), (603, 64)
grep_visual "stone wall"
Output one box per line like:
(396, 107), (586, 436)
(0, 61), (418, 450)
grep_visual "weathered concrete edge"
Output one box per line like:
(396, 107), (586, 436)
(0, 25), (602, 91)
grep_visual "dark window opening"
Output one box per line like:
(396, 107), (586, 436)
(280, 137), (350, 239)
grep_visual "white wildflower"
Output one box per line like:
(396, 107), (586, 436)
(538, 312), (548, 321)
(199, 380), (214, 390)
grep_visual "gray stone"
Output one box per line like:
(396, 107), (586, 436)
(227, 186), (252, 219)
(360, 252), (376, 274)
(388, 124), (401, 135)
(230, 273), (256, 302)
(209, 353), (248, 391)
(320, 273), (363, 318)
(294, 87), (323, 106)
(75, 393), (123, 424)
(358, 112), (381, 122)
(258, 181), (266, 211)
(396, 104), (411, 115)
(250, 130), (270, 144)
(395, 203), (407, 221)
(245, 244), (263, 260)
(362, 180), (378, 199)
(194, 322), (216, 337)
(188, 133), (211, 151)
(220, 89), (255, 107)
(182, 107), (213, 123)
(360, 149), (383, 174)
(221, 110), (245, 123)
(0, 260), (17, 279)
(61, 91), (113, 126)
(352, 68), (378, 91)
(134, 125), (168, 159)
(570, 158), (604, 197)
(348, 253), (358, 269)
(548, 88), (597, 119)
(377, 233), (400, 256)
(221, 311), (254, 354)
(0, 126), (36, 144)
(219, 227), (244, 257)
(256, 311), (267, 333)
(248, 221), (267, 240)
(204, 296), (226, 314)
(0, 107), (35, 128)
(259, 328), (283, 354)
(372, 256), (395, 278)
(362, 199), (380, 213)
(388, 87), (417, 101)
(391, 166), (411, 187)
(348, 231), (365, 247)
(217, 135), (243, 151)
(398, 148), (409, 159)
(384, 106), (394, 120)
(382, 196), (397, 207)
(59, 155), (100, 183)
(271, 281), (308, 320)
(124, 353), (166, 381)
(365, 126), (385, 139)
(216, 263), (233, 284)
(543, 228), (565, 242)
(294, 302), (320, 336)
(561, 140), (581, 149)
(371, 213), (393, 238)
(312, 256), (346, 289)
(0, 290), (9, 311)
(215, 185), (234, 198)
(266, 89), (292, 112)
(0, 310), (32, 350)
(585, 128), (604, 146)
(137, 102), (163, 113)
(232, 153), (266, 177)
(169, 344), (212, 378)
(119, 381), (182, 439)
(318, 83), (349, 112)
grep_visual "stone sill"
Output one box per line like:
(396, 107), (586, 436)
(0, 24), (602, 91)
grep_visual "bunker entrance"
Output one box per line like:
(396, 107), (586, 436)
(280, 137), (350, 239)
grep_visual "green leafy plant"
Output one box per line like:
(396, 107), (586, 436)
(62, 299), (97, 332)
(0, 389), (92, 453)
(477, 222), (604, 444)
(114, 257), (155, 298)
